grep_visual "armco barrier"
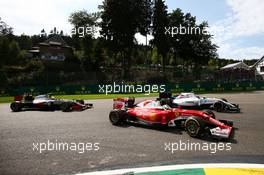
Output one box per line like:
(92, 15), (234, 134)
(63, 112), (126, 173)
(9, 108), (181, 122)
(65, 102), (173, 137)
(168, 81), (264, 93)
(0, 81), (264, 97)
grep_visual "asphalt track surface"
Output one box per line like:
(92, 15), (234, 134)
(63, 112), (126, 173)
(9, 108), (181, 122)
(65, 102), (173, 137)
(0, 91), (264, 175)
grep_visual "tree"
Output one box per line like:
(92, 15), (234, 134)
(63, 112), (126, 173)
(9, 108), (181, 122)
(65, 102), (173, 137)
(138, 0), (153, 65)
(138, 0), (153, 38)
(16, 34), (32, 50)
(0, 17), (13, 35)
(167, 9), (218, 79)
(100, 0), (153, 79)
(151, 47), (161, 64)
(40, 29), (47, 37)
(0, 37), (9, 67)
(69, 10), (100, 29)
(0, 37), (22, 67)
(168, 9), (184, 67)
(8, 41), (21, 63)
(69, 10), (100, 71)
(152, 0), (170, 72)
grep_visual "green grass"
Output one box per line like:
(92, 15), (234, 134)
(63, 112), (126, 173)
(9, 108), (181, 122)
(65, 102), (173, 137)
(0, 93), (159, 104)
(0, 96), (13, 103)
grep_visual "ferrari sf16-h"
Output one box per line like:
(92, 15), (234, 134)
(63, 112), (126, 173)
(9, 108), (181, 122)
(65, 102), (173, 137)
(109, 97), (234, 139)
(10, 94), (93, 112)
(159, 92), (240, 113)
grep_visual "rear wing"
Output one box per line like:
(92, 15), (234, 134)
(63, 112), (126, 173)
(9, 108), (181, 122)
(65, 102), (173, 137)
(113, 97), (135, 110)
(14, 95), (23, 101)
(14, 94), (34, 102)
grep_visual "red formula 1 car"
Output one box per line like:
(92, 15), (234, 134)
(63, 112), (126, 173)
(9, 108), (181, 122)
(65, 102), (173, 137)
(10, 94), (93, 112)
(109, 98), (233, 139)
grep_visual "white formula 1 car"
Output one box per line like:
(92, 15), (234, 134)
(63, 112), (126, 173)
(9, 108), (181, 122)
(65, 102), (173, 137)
(159, 92), (240, 113)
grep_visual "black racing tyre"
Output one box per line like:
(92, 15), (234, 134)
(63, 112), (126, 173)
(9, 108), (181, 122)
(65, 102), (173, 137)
(185, 118), (203, 137)
(61, 102), (72, 112)
(214, 101), (224, 112)
(109, 110), (126, 126)
(10, 102), (22, 112)
(202, 110), (216, 119)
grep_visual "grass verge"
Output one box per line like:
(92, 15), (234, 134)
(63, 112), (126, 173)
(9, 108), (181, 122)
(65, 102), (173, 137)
(0, 93), (159, 104)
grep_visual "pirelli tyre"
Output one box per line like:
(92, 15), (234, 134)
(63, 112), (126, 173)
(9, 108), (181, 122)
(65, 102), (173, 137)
(10, 102), (22, 112)
(109, 110), (127, 126)
(185, 117), (204, 137)
(202, 109), (216, 119)
(214, 101), (224, 112)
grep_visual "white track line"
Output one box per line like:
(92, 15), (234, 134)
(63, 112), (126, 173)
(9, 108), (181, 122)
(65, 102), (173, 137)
(75, 163), (264, 175)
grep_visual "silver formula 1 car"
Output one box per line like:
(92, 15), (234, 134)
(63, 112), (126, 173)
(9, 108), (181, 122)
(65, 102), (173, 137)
(159, 92), (240, 113)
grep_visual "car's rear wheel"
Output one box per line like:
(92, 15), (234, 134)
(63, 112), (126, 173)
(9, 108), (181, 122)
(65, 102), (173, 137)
(185, 118), (202, 137)
(109, 110), (126, 126)
(203, 109), (216, 119)
(214, 101), (224, 112)
(10, 102), (22, 112)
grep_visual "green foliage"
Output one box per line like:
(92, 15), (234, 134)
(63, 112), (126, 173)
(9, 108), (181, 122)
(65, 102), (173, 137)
(25, 59), (44, 72)
(69, 10), (100, 28)
(8, 40), (21, 62)
(152, 0), (170, 71)
(0, 4), (251, 86)
(100, 0), (153, 79)
(0, 36), (25, 67)
(0, 17), (13, 35)
(151, 47), (161, 64)
(208, 58), (219, 68)
(16, 34), (32, 50)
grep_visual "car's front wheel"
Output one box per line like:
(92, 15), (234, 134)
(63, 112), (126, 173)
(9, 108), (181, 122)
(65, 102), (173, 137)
(185, 118), (202, 137)
(214, 101), (224, 112)
(10, 102), (22, 112)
